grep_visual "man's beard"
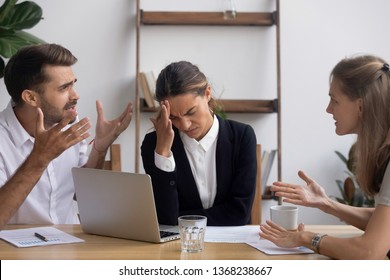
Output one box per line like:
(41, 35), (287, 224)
(40, 100), (78, 128)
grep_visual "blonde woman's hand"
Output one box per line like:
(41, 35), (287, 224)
(271, 170), (329, 209)
(259, 220), (305, 248)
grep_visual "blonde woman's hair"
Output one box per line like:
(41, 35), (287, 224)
(331, 55), (390, 196)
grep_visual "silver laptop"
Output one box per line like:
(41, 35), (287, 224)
(71, 167), (180, 243)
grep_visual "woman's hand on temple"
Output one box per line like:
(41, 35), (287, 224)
(150, 100), (175, 157)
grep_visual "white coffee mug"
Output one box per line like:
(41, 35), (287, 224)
(270, 205), (298, 230)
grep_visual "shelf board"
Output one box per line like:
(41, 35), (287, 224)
(140, 11), (275, 26)
(140, 99), (278, 114)
(218, 99), (278, 113)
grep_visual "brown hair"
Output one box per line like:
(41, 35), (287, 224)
(155, 61), (218, 112)
(4, 43), (77, 104)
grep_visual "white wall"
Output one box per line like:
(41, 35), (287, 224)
(1, 0), (389, 224)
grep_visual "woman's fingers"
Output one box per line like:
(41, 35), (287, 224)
(298, 170), (314, 185)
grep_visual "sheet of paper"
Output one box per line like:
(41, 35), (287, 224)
(205, 225), (260, 243)
(0, 226), (84, 248)
(204, 225), (313, 255)
(246, 239), (313, 255)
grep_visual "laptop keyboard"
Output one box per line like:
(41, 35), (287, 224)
(160, 230), (178, 238)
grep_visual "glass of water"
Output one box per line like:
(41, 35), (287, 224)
(178, 215), (207, 253)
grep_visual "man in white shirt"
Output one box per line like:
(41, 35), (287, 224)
(0, 43), (132, 229)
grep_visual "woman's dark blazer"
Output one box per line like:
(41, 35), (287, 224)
(141, 115), (257, 226)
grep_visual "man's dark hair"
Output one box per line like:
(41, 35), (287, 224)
(4, 43), (77, 104)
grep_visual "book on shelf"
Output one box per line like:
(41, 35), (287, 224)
(261, 149), (277, 191)
(139, 71), (158, 108)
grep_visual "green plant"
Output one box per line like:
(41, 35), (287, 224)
(0, 0), (44, 78)
(334, 144), (374, 207)
(214, 103), (227, 119)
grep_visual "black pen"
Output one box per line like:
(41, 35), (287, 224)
(34, 232), (48, 242)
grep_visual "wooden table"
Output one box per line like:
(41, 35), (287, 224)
(0, 224), (363, 260)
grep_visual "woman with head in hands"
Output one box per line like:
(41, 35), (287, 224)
(141, 61), (257, 226)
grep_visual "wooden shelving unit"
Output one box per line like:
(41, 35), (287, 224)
(135, 0), (282, 187)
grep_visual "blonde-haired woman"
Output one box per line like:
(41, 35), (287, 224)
(260, 55), (390, 259)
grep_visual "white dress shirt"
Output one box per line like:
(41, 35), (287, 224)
(0, 101), (88, 225)
(155, 115), (219, 209)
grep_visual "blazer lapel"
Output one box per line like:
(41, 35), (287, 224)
(215, 116), (234, 204)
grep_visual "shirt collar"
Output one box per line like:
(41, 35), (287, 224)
(180, 114), (219, 152)
(2, 101), (34, 148)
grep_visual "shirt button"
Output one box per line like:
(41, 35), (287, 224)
(169, 180), (175, 186)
